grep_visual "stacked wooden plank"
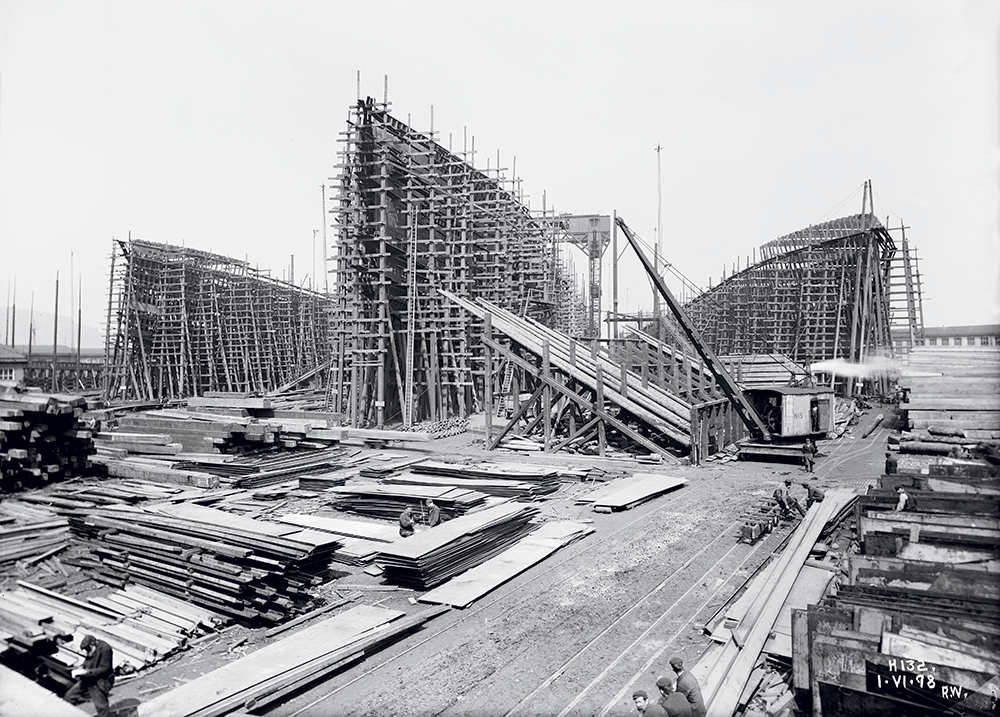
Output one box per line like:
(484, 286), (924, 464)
(277, 513), (399, 565)
(67, 503), (342, 623)
(137, 604), (448, 717)
(720, 353), (810, 389)
(901, 346), (1000, 440)
(375, 502), (541, 590)
(694, 490), (857, 717)
(0, 500), (70, 570)
(328, 483), (489, 521)
(0, 581), (224, 679)
(419, 520), (593, 607)
(791, 464), (1000, 715)
(583, 472), (688, 512)
(409, 460), (561, 496)
(0, 384), (94, 492)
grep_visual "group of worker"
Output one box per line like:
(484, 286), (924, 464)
(773, 477), (825, 519)
(398, 498), (441, 537)
(632, 657), (705, 717)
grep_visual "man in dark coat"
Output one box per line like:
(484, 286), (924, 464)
(884, 452), (898, 475)
(398, 506), (416, 537)
(425, 498), (441, 527)
(64, 634), (114, 717)
(801, 482), (825, 510)
(655, 675), (692, 717)
(801, 440), (816, 472)
(633, 688), (669, 716)
(669, 657), (706, 717)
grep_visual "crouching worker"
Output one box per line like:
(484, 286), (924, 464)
(64, 634), (114, 717)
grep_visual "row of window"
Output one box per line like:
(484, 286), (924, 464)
(926, 336), (998, 347)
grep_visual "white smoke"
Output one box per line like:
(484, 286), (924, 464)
(810, 356), (900, 378)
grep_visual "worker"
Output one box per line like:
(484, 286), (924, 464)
(801, 482), (825, 510)
(894, 485), (910, 512)
(425, 498), (441, 528)
(632, 689), (669, 716)
(655, 675), (692, 717)
(669, 657), (706, 717)
(884, 452), (897, 475)
(773, 480), (804, 518)
(398, 506), (416, 537)
(64, 634), (114, 717)
(801, 439), (816, 473)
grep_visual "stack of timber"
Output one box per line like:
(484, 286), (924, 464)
(0, 500), (70, 573)
(375, 502), (541, 590)
(277, 513), (399, 565)
(137, 604), (448, 717)
(792, 465), (1000, 716)
(583, 472), (687, 512)
(328, 483), (489, 521)
(67, 503), (342, 624)
(382, 460), (562, 498)
(0, 581), (224, 679)
(0, 384), (94, 492)
(440, 290), (695, 455)
(694, 490), (857, 717)
(0, 664), (90, 717)
(901, 346), (1000, 442)
(419, 520), (593, 608)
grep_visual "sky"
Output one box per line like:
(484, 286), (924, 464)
(1, 0), (997, 348)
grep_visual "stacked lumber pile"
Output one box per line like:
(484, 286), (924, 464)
(137, 604), (448, 717)
(790, 463), (1000, 715)
(411, 460), (561, 495)
(581, 472), (687, 513)
(328, 483), (489, 521)
(0, 500), (70, 575)
(901, 346), (1000, 442)
(0, 384), (94, 492)
(693, 490), (857, 717)
(0, 581), (225, 679)
(420, 520), (593, 608)
(67, 503), (342, 624)
(277, 513), (400, 566)
(375, 502), (541, 590)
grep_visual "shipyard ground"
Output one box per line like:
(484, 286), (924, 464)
(94, 406), (897, 717)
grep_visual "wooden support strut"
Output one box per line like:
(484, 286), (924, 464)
(615, 216), (772, 440)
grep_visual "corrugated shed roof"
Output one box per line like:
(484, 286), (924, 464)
(0, 344), (27, 362)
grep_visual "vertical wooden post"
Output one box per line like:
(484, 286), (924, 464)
(484, 313), (493, 447)
(542, 339), (552, 451)
(595, 364), (606, 457)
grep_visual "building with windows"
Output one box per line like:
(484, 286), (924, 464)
(0, 345), (27, 383)
(922, 324), (1000, 348)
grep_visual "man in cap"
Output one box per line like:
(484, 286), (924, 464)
(801, 482), (825, 510)
(425, 498), (441, 528)
(64, 634), (114, 717)
(632, 688), (668, 716)
(773, 479), (805, 518)
(655, 675), (692, 717)
(669, 657), (706, 717)
(398, 506), (416, 537)
(894, 485), (910, 512)
(801, 439), (816, 472)
(884, 451), (898, 475)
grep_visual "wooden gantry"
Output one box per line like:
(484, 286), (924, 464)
(683, 212), (906, 396)
(328, 97), (578, 429)
(103, 239), (333, 402)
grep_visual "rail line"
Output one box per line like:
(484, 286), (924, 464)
(284, 477), (757, 717)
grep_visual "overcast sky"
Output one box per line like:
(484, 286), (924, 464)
(1, 0), (997, 348)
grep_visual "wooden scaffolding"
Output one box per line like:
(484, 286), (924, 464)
(329, 97), (580, 429)
(103, 238), (333, 402)
(682, 212), (899, 395)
